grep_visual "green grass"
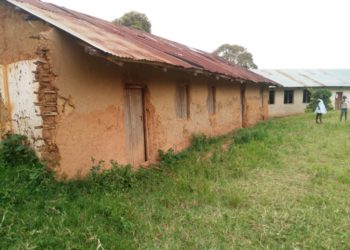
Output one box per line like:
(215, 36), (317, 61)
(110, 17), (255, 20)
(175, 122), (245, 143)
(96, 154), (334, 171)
(1, 111), (350, 249)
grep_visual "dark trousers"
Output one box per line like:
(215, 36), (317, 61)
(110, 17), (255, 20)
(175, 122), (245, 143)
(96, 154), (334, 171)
(316, 113), (322, 123)
(340, 109), (348, 122)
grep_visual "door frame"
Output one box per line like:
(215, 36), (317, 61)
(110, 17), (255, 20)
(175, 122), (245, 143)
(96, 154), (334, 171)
(124, 84), (148, 163)
(240, 83), (247, 127)
(335, 91), (343, 110)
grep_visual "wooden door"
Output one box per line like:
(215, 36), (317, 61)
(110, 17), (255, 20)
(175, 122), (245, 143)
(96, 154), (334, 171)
(125, 88), (146, 165)
(335, 92), (343, 110)
(240, 84), (247, 127)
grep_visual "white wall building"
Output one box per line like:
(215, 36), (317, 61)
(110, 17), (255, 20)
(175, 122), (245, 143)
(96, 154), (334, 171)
(253, 69), (350, 117)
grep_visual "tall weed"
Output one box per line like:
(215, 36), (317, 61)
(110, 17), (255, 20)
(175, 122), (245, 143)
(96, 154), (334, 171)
(0, 133), (38, 166)
(0, 134), (51, 204)
(233, 127), (269, 145)
(88, 160), (137, 191)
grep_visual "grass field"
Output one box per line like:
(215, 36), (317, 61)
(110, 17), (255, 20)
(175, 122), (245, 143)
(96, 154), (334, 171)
(1, 111), (350, 249)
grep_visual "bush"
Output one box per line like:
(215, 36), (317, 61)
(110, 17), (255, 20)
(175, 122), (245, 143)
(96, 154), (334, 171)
(0, 134), (50, 203)
(306, 88), (333, 112)
(190, 134), (219, 151)
(158, 148), (185, 165)
(88, 160), (136, 191)
(233, 127), (268, 145)
(0, 133), (39, 166)
(158, 134), (219, 166)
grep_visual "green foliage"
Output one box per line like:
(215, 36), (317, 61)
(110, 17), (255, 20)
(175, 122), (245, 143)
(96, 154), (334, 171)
(0, 163), (50, 204)
(88, 160), (136, 191)
(212, 44), (258, 69)
(0, 134), (51, 204)
(0, 133), (39, 166)
(113, 11), (151, 33)
(190, 134), (219, 151)
(2, 113), (350, 249)
(306, 88), (333, 112)
(158, 134), (219, 166)
(233, 126), (269, 145)
(158, 148), (184, 165)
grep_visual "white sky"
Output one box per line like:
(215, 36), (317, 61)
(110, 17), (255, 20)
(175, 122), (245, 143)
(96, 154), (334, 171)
(44, 0), (350, 69)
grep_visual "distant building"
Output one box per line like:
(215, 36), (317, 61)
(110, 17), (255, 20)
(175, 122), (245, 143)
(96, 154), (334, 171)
(253, 69), (350, 117)
(0, 0), (274, 178)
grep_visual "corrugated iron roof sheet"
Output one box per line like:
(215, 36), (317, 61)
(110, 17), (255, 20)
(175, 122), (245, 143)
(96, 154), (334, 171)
(253, 69), (350, 88)
(6, 0), (275, 85)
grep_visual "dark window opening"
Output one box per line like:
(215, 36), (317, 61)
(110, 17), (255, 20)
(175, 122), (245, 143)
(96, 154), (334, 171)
(303, 89), (311, 103)
(284, 90), (294, 104)
(269, 90), (275, 104)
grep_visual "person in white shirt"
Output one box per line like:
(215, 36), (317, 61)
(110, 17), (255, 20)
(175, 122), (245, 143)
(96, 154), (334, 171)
(340, 96), (349, 122)
(315, 96), (327, 124)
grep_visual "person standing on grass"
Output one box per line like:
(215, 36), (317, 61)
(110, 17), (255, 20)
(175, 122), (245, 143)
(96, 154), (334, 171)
(315, 96), (327, 124)
(340, 96), (349, 122)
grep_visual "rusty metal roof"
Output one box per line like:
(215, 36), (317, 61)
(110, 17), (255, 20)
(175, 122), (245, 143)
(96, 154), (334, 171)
(253, 69), (350, 88)
(6, 0), (275, 85)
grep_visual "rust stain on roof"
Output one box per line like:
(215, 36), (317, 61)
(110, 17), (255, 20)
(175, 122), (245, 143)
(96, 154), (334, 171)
(6, 0), (275, 85)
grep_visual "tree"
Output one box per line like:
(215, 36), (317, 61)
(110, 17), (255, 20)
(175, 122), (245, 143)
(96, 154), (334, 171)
(212, 44), (258, 69)
(113, 11), (151, 33)
(306, 88), (333, 112)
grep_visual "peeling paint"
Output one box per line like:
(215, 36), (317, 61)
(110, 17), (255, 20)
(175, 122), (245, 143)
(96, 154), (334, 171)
(6, 60), (44, 150)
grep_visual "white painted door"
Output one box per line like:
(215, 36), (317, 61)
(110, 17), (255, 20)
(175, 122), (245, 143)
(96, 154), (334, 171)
(7, 60), (43, 150)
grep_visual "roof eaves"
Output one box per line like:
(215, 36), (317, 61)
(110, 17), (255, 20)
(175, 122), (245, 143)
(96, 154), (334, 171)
(6, 0), (276, 86)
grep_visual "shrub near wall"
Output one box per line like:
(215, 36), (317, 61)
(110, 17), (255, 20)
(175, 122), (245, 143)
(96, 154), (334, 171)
(306, 88), (333, 112)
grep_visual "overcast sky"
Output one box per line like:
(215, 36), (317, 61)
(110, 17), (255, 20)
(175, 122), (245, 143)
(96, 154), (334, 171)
(44, 0), (350, 69)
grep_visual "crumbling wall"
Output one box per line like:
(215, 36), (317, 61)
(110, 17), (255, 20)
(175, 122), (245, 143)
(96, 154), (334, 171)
(1, 1), (269, 178)
(0, 2), (59, 166)
(33, 43), (60, 166)
(48, 31), (128, 177)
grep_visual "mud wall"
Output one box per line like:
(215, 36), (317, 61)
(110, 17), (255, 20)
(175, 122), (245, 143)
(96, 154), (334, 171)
(1, 1), (268, 177)
(144, 73), (243, 159)
(0, 2), (50, 65)
(244, 84), (268, 126)
(0, 2), (59, 162)
(48, 30), (267, 177)
(47, 31), (236, 177)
